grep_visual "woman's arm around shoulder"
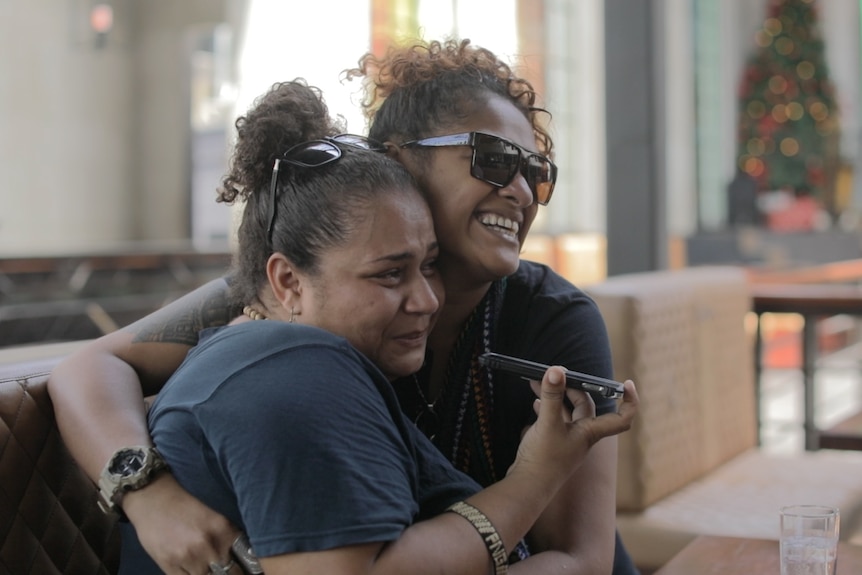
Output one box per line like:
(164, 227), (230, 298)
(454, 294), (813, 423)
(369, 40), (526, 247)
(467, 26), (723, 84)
(49, 276), (237, 478)
(47, 276), (241, 573)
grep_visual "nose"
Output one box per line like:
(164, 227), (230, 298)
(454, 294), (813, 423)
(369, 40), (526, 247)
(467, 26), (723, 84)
(405, 274), (441, 315)
(497, 169), (534, 208)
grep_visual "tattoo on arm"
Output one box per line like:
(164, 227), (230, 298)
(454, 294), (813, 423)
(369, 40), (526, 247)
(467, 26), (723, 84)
(128, 279), (241, 345)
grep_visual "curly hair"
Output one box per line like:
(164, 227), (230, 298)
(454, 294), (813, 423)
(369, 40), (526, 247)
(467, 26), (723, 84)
(217, 80), (340, 205)
(344, 38), (553, 156)
(221, 80), (419, 309)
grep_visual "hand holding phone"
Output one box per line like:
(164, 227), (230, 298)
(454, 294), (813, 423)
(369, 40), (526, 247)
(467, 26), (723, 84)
(478, 352), (625, 399)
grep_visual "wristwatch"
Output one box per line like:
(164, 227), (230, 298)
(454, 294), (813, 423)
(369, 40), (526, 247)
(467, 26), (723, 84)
(97, 446), (169, 515)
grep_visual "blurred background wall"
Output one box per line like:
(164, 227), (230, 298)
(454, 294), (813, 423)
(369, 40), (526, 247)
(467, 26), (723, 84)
(1, 0), (860, 269)
(0, 0), (241, 254)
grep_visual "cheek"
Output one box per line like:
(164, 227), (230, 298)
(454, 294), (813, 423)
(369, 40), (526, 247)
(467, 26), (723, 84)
(421, 168), (473, 218)
(351, 298), (389, 337)
(519, 206), (539, 241)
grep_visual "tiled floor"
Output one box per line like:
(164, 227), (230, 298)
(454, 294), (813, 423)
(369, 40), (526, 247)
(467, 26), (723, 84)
(759, 340), (862, 454)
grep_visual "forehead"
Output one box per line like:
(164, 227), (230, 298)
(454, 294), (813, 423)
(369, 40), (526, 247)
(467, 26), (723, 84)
(337, 190), (434, 256)
(447, 94), (536, 152)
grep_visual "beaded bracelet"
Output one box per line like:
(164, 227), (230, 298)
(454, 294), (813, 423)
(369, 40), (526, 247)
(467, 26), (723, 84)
(446, 501), (509, 575)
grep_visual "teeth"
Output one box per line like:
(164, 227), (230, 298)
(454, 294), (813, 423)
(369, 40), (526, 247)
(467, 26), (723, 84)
(480, 214), (520, 235)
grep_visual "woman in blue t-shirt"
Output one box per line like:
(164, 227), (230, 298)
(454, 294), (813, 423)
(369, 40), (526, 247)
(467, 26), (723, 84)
(124, 77), (605, 572)
(49, 41), (640, 575)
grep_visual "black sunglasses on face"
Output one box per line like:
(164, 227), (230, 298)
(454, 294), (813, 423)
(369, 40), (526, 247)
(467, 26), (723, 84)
(266, 134), (386, 245)
(400, 131), (557, 206)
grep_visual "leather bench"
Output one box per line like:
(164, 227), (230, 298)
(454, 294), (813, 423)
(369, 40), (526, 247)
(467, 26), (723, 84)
(0, 342), (119, 574)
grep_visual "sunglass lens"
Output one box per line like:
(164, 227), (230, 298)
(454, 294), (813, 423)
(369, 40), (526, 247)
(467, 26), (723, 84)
(287, 142), (341, 167)
(473, 135), (520, 187)
(525, 156), (556, 205)
(332, 134), (386, 152)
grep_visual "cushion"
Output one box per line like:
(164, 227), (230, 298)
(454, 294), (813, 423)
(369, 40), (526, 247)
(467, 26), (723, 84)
(587, 266), (758, 511)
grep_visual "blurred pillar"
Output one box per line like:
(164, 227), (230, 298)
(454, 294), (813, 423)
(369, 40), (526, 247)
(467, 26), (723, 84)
(604, 0), (668, 274)
(857, 0), (862, 211)
(539, 0), (606, 238)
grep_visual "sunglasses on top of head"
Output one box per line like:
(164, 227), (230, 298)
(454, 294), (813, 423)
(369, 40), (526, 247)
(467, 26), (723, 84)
(266, 134), (386, 245)
(400, 131), (558, 206)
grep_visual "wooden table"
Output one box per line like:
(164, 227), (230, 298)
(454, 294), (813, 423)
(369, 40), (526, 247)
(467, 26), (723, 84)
(752, 283), (862, 450)
(654, 535), (862, 574)
(819, 411), (862, 451)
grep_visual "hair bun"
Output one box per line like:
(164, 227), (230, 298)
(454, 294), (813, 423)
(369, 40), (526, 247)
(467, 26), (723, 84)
(218, 79), (343, 204)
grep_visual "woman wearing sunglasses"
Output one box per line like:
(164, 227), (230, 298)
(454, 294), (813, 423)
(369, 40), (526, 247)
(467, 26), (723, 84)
(49, 40), (638, 574)
(101, 79), (637, 575)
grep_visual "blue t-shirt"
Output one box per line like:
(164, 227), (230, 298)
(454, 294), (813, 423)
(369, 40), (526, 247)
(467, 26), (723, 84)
(121, 321), (480, 573)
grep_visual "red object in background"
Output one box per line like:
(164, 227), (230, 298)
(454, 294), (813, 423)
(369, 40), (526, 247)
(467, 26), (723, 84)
(765, 195), (819, 231)
(90, 4), (113, 33)
(762, 324), (852, 369)
(763, 328), (801, 368)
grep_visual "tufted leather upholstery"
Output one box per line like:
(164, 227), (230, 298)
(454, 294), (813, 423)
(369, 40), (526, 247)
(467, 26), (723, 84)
(0, 353), (119, 574)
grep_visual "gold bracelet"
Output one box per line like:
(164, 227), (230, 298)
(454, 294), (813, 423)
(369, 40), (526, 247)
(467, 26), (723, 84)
(446, 501), (508, 575)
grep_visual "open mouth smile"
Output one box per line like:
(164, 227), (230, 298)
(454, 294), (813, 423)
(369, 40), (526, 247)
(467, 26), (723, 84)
(479, 213), (520, 238)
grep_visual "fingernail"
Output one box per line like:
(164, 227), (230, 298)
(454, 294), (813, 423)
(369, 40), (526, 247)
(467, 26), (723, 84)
(549, 369), (563, 386)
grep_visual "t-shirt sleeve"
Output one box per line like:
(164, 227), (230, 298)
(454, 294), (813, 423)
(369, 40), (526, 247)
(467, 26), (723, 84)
(531, 296), (617, 415)
(502, 267), (617, 416)
(196, 345), (419, 558)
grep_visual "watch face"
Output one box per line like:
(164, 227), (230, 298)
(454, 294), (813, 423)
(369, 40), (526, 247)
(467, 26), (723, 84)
(109, 450), (147, 476)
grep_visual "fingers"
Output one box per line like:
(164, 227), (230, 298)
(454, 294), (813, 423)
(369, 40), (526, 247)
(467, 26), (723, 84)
(529, 368), (639, 443)
(567, 386), (596, 421)
(614, 379), (639, 429)
(130, 489), (241, 575)
(529, 367), (596, 423)
(618, 379), (639, 414)
(577, 379), (639, 444)
(532, 366), (567, 428)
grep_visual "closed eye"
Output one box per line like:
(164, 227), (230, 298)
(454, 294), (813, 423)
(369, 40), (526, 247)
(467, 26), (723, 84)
(374, 268), (404, 284)
(421, 257), (439, 277)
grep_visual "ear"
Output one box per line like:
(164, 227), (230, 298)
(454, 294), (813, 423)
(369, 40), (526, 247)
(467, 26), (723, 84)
(385, 141), (421, 178)
(383, 141), (403, 162)
(266, 252), (302, 317)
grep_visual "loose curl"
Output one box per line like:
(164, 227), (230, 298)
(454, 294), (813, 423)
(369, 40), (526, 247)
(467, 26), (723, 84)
(344, 38), (553, 156)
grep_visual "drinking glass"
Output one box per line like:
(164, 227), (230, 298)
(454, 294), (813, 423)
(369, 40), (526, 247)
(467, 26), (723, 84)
(780, 505), (840, 575)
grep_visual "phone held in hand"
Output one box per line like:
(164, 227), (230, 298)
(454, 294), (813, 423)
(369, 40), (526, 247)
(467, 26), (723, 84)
(478, 352), (625, 399)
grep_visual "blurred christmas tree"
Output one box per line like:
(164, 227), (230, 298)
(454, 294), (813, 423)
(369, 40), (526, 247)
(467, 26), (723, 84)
(737, 0), (840, 219)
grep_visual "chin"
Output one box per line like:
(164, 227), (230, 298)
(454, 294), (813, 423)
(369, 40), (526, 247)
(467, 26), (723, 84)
(382, 358), (424, 381)
(487, 251), (521, 278)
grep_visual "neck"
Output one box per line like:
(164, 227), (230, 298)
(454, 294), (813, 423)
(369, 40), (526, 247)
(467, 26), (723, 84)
(427, 278), (494, 397)
(432, 280), (491, 344)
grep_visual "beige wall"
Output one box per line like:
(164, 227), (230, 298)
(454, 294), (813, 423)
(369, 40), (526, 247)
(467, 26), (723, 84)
(0, 0), (236, 255)
(1, 1), (857, 257)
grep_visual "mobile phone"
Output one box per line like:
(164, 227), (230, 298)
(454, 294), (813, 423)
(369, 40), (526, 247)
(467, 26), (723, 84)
(478, 352), (625, 399)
